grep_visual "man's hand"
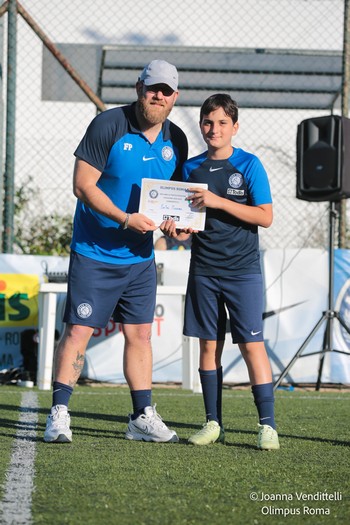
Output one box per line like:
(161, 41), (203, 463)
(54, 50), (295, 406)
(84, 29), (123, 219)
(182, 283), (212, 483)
(127, 213), (157, 234)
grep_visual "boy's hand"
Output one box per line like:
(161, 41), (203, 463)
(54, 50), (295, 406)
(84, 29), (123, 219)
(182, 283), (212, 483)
(160, 219), (195, 239)
(159, 219), (177, 237)
(187, 187), (222, 209)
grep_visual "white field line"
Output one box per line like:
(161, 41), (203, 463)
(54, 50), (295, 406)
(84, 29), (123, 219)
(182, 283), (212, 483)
(0, 391), (38, 525)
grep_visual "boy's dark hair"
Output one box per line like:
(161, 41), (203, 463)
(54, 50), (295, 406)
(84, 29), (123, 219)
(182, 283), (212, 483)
(200, 94), (239, 124)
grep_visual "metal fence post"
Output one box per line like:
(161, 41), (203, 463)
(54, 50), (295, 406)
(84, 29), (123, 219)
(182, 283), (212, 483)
(340, 0), (350, 248)
(2, 0), (17, 253)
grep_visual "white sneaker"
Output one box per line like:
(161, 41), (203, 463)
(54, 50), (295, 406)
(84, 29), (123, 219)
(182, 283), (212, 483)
(125, 404), (179, 443)
(44, 404), (72, 443)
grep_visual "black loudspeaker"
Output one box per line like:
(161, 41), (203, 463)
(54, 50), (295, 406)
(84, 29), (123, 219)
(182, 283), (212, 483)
(296, 115), (350, 202)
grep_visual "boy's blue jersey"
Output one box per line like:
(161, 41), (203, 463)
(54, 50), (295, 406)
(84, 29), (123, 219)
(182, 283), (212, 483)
(182, 147), (272, 276)
(71, 103), (188, 264)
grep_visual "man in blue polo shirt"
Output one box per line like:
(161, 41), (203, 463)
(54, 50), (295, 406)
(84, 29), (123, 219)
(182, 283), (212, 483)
(44, 60), (188, 444)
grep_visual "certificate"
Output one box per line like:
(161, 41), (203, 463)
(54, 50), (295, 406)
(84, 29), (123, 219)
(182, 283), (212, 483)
(139, 178), (207, 230)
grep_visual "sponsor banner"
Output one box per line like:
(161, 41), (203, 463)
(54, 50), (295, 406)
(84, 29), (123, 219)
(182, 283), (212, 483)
(0, 274), (40, 327)
(0, 254), (68, 372)
(332, 249), (350, 383)
(0, 272), (40, 371)
(0, 250), (349, 384)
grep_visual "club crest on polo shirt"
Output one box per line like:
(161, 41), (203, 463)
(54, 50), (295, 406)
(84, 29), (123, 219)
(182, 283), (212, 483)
(77, 303), (93, 318)
(162, 146), (174, 161)
(227, 172), (244, 195)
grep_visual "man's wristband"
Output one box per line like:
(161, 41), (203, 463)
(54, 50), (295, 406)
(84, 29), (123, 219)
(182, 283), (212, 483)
(123, 213), (130, 230)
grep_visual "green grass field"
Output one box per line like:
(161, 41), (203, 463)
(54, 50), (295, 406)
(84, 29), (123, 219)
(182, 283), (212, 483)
(0, 385), (349, 524)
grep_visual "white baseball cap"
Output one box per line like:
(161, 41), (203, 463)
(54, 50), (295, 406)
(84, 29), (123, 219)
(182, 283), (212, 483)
(139, 60), (178, 92)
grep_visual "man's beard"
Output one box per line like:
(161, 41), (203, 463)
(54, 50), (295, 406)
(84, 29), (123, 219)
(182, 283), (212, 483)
(137, 97), (172, 125)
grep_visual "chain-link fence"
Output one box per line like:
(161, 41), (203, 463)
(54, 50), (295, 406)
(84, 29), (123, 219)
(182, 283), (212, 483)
(0, 0), (349, 254)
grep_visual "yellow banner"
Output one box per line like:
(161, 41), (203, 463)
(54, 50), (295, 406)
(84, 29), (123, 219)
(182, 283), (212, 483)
(0, 274), (40, 327)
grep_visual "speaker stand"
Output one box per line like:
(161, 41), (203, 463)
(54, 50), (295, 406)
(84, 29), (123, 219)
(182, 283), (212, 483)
(274, 201), (350, 391)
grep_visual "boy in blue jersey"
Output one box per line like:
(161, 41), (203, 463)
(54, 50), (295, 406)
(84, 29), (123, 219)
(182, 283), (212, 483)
(161, 94), (279, 450)
(44, 60), (188, 444)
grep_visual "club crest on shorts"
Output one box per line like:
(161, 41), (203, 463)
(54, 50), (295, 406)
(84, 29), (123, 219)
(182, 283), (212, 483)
(162, 146), (174, 161)
(77, 302), (93, 319)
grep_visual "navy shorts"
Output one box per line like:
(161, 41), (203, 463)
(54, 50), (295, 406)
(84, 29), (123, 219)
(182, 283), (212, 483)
(183, 273), (264, 343)
(64, 252), (156, 328)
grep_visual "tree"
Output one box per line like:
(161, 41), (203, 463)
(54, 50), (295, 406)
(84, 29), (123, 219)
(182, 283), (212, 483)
(14, 176), (72, 255)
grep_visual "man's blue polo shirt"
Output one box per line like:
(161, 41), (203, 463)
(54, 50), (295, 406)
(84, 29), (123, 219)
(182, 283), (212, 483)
(71, 103), (188, 264)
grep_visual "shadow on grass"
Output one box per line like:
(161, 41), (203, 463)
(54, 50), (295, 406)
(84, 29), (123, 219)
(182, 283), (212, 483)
(2, 403), (350, 447)
(225, 427), (350, 448)
(0, 403), (128, 423)
(171, 421), (350, 448)
(0, 403), (128, 441)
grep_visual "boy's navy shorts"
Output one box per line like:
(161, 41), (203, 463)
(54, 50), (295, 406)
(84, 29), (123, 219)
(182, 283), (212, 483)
(184, 273), (264, 343)
(63, 251), (156, 328)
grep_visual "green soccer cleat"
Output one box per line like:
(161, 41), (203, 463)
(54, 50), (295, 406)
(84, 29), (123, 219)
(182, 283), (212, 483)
(188, 420), (225, 446)
(257, 424), (280, 450)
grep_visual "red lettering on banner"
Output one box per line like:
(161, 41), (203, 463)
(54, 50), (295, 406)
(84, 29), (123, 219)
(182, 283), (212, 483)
(105, 320), (116, 336)
(92, 319), (120, 338)
(93, 315), (165, 337)
(154, 316), (164, 336)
